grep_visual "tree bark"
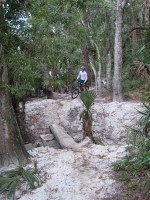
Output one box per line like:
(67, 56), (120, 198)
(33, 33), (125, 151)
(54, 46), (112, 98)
(0, 4), (28, 168)
(82, 119), (94, 142)
(0, 45), (29, 168)
(82, 12), (91, 84)
(105, 10), (112, 91)
(106, 51), (112, 90)
(12, 97), (34, 143)
(66, 59), (73, 92)
(82, 41), (90, 82)
(95, 43), (102, 98)
(144, 0), (150, 24)
(43, 69), (54, 99)
(89, 58), (97, 94)
(113, 0), (128, 102)
(89, 41), (102, 97)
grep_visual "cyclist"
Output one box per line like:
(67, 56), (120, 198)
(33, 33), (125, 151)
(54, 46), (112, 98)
(76, 66), (88, 90)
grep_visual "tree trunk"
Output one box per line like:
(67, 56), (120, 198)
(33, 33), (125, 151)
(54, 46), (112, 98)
(89, 58), (97, 94)
(82, 42), (90, 82)
(82, 119), (94, 142)
(0, 45), (29, 168)
(106, 51), (112, 90)
(82, 12), (91, 84)
(95, 43), (102, 98)
(43, 69), (54, 99)
(90, 41), (102, 97)
(12, 98), (34, 143)
(144, 0), (150, 24)
(66, 59), (73, 92)
(105, 10), (112, 91)
(113, 0), (128, 102)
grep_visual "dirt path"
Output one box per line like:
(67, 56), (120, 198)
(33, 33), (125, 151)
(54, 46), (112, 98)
(1, 93), (141, 200)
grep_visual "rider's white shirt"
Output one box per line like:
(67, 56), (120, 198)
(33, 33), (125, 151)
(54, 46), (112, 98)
(77, 71), (87, 82)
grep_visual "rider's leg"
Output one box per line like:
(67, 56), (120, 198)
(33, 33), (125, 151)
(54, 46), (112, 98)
(84, 80), (89, 90)
(80, 80), (84, 91)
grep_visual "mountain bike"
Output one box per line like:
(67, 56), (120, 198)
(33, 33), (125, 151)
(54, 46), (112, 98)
(71, 81), (89, 99)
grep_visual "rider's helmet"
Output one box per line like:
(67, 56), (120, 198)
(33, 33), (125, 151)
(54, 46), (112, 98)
(81, 66), (85, 70)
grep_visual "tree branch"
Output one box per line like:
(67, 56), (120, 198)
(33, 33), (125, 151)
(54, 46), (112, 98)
(123, 26), (149, 49)
(130, 26), (149, 32)
(122, 0), (129, 9)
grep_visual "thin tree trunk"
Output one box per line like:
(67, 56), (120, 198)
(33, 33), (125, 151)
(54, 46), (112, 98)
(82, 12), (91, 84)
(43, 69), (53, 99)
(83, 119), (94, 142)
(97, 64), (102, 98)
(132, 27), (138, 61)
(144, 0), (150, 24)
(89, 41), (102, 97)
(94, 42), (102, 97)
(113, 0), (128, 102)
(89, 58), (97, 95)
(66, 59), (73, 92)
(105, 10), (112, 90)
(82, 42), (90, 82)
(106, 51), (112, 90)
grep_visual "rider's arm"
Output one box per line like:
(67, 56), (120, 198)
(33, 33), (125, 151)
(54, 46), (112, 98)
(84, 72), (88, 83)
(77, 71), (81, 80)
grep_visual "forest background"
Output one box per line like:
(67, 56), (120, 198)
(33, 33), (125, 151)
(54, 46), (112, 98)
(0, 0), (150, 198)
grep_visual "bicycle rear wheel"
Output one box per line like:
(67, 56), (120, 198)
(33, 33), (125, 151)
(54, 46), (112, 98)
(71, 88), (80, 99)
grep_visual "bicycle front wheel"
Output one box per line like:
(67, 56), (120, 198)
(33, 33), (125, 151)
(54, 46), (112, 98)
(71, 88), (80, 99)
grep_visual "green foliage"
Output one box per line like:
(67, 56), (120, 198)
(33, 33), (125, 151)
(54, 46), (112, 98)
(119, 171), (129, 181)
(135, 27), (150, 64)
(51, 78), (66, 92)
(113, 160), (127, 171)
(0, 167), (39, 200)
(80, 90), (96, 111)
(113, 101), (150, 198)
(0, 176), (18, 200)
(93, 137), (104, 145)
(6, 51), (43, 99)
(80, 90), (96, 121)
(138, 104), (150, 137)
(127, 103), (150, 142)
(79, 90), (96, 142)
(142, 90), (150, 103)
(122, 68), (148, 93)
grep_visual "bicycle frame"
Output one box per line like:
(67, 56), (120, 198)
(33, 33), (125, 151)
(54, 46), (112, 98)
(71, 81), (89, 99)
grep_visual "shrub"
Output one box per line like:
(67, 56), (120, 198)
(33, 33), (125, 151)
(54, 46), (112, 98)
(113, 102), (150, 198)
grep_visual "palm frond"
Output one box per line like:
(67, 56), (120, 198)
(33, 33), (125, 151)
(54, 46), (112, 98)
(0, 176), (19, 200)
(127, 127), (146, 145)
(80, 90), (96, 111)
(8, 177), (18, 200)
(22, 168), (39, 189)
(0, 177), (14, 194)
(5, 167), (23, 178)
(79, 90), (96, 142)
(0, 167), (39, 199)
(137, 103), (150, 136)
(80, 110), (93, 122)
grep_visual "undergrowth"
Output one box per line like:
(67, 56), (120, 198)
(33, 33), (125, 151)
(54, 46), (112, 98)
(113, 102), (150, 199)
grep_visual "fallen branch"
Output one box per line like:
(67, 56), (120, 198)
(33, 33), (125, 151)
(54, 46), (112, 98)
(49, 124), (78, 150)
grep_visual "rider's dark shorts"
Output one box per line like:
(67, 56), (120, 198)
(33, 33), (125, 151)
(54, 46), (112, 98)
(80, 80), (85, 85)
